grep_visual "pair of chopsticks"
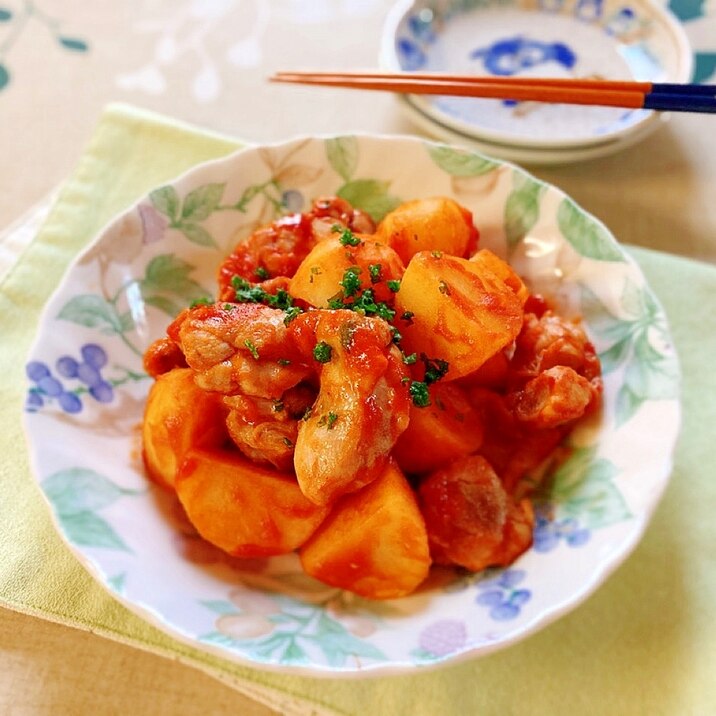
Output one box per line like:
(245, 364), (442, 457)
(270, 71), (716, 114)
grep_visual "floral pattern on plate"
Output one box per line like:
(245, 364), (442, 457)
(23, 135), (680, 675)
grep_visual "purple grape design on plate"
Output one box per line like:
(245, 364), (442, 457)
(25, 343), (144, 414)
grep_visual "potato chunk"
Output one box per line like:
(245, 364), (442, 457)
(469, 249), (529, 305)
(376, 197), (478, 263)
(392, 382), (484, 474)
(395, 251), (525, 379)
(289, 235), (404, 308)
(176, 447), (329, 557)
(300, 461), (431, 599)
(142, 368), (227, 490)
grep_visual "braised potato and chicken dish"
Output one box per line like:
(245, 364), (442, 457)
(142, 196), (602, 599)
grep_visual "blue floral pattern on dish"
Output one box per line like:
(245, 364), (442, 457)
(469, 36), (577, 76)
(533, 506), (591, 552)
(476, 569), (531, 621)
(25, 343), (145, 414)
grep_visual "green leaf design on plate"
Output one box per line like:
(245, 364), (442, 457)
(337, 179), (401, 222)
(0, 64), (9, 91)
(42, 468), (140, 552)
(181, 183), (225, 222)
(304, 612), (386, 666)
(557, 198), (625, 262)
(504, 171), (545, 249)
(201, 599), (238, 615)
(143, 295), (185, 316)
(43, 468), (139, 514)
(201, 598), (386, 666)
(180, 223), (217, 248)
(57, 511), (129, 551)
(57, 294), (134, 335)
(427, 144), (498, 176)
(546, 446), (631, 530)
(149, 186), (180, 222)
(0, 8), (13, 21)
(410, 647), (441, 664)
(326, 137), (359, 182)
(140, 254), (209, 314)
(108, 573), (127, 593)
(580, 280), (678, 426)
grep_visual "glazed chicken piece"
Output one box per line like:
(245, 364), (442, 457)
(287, 309), (410, 505)
(217, 196), (376, 300)
(418, 455), (534, 572)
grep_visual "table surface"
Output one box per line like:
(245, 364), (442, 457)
(2, 1), (715, 714)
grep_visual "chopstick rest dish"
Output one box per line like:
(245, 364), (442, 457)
(373, 0), (693, 162)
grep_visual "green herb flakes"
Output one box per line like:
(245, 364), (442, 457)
(313, 341), (333, 363)
(409, 381), (430, 408)
(243, 339), (260, 360)
(332, 224), (361, 247)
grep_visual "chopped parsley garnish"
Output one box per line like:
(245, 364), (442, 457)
(400, 311), (415, 324)
(403, 354), (449, 407)
(190, 296), (213, 308)
(340, 266), (362, 297)
(351, 288), (396, 321)
(327, 293), (345, 310)
(391, 327), (402, 344)
(231, 276), (302, 323)
(273, 400), (284, 412)
(277, 358), (292, 366)
(313, 341), (333, 363)
(409, 381), (430, 408)
(302, 406), (313, 421)
(282, 437), (293, 447)
(283, 306), (302, 325)
(243, 339), (260, 360)
(421, 353), (450, 384)
(438, 280), (451, 296)
(368, 264), (382, 283)
(232, 276), (270, 304)
(223, 303), (235, 311)
(318, 411), (339, 429)
(332, 224), (361, 247)
(432, 250), (443, 258)
(254, 266), (270, 280)
(325, 286), (396, 322)
(387, 279), (401, 293)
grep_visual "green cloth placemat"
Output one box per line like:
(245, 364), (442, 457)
(2, 104), (715, 715)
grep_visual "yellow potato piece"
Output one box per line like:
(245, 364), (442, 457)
(395, 251), (525, 380)
(142, 368), (227, 490)
(469, 249), (529, 305)
(376, 197), (477, 263)
(392, 382), (484, 475)
(176, 447), (329, 558)
(289, 235), (403, 308)
(300, 461), (431, 599)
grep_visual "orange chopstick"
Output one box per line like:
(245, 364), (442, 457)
(270, 71), (716, 113)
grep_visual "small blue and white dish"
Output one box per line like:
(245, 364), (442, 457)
(381, 0), (693, 163)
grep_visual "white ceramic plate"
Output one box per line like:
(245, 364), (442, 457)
(23, 135), (680, 676)
(381, 0), (692, 158)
